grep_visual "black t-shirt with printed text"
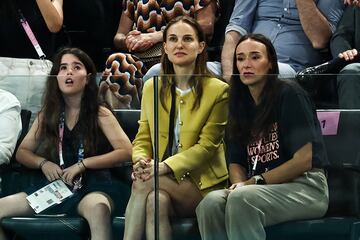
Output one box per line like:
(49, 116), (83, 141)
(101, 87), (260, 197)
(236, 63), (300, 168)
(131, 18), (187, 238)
(226, 82), (328, 177)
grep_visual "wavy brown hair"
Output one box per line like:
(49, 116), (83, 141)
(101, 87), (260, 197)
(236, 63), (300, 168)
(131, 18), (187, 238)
(159, 16), (210, 111)
(38, 47), (100, 162)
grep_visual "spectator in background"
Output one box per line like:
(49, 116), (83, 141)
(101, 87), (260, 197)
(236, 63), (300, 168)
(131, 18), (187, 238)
(220, 0), (344, 81)
(110, 0), (220, 82)
(0, 48), (132, 240)
(114, 0), (218, 69)
(331, 0), (360, 109)
(0, 89), (21, 166)
(101, 0), (219, 109)
(61, 0), (115, 71)
(196, 34), (328, 240)
(0, 0), (63, 124)
(0, 0), (63, 59)
(124, 16), (228, 240)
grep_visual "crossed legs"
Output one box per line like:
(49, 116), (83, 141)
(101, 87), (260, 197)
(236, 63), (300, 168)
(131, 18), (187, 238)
(123, 176), (202, 240)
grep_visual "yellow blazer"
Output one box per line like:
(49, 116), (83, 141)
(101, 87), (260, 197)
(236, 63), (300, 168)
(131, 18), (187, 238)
(133, 76), (229, 192)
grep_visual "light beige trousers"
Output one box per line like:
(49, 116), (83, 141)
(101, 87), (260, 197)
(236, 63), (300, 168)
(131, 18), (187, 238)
(196, 169), (329, 240)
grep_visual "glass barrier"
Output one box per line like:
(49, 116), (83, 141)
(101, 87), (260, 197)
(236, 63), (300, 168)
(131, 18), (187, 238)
(0, 73), (360, 113)
(0, 73), (360, 240)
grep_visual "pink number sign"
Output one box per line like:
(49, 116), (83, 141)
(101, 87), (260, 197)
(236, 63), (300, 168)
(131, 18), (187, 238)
(316, 111), (340, 135)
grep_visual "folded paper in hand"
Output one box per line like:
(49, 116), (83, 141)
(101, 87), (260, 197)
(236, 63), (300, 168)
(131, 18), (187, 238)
(26, 179), (73, 214)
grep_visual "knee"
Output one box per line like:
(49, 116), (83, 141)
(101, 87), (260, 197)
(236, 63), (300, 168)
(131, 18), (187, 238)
(85, 202), (111, 221)
(339, 63), (360, 74)
(146, 191), (171, 219)
(227, 187), (259, 210)
(338, 63), (360, 83)
(196, 190), (225, 215)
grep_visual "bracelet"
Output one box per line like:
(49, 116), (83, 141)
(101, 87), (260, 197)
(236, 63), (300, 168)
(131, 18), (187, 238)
(39, 159), (48, 169)
(80, 160), (87, 170)
(77, 160), (86, 171)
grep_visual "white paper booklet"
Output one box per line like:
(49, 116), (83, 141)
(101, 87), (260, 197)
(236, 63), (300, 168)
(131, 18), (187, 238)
(26, 179), (73, 214)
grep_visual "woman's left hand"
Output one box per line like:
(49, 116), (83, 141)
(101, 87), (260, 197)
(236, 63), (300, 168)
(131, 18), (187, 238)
(62, 162), (84, 186)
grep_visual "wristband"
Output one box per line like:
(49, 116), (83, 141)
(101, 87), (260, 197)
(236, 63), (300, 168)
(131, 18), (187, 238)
(77, 160), (86, 171)
(39, 159), (48, 169)
(80, 160), (87, 170)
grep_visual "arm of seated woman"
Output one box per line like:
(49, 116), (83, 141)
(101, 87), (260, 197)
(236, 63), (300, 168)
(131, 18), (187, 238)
(253, 143), (313, 185)
(81, 107), (132, 169)
(16, 113), (64, 181)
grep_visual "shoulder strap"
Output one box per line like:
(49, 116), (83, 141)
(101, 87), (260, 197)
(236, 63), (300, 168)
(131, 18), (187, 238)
(163, 83), (176, 160)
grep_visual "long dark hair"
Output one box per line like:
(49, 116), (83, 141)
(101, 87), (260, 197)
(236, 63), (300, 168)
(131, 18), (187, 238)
(39, 47), (100, 162)
(228, 34), (282, 144)
(160, 16), (210, 111)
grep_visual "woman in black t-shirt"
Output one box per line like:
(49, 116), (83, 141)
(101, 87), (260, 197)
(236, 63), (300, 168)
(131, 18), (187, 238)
(196, 34), (329, 240)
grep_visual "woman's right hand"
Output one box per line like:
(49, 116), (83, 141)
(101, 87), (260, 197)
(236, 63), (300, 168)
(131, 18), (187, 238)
(41, 161), (63, 182)
(228, 182), (246, 191)
(125, 31), (157, 52)
(132, 157), (151, 181)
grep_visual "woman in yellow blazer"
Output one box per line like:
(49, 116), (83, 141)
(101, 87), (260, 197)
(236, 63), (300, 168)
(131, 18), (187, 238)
(123, 16), (229, 240)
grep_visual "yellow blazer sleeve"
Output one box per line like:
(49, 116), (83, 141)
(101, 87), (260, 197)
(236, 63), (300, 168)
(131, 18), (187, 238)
(132, 81), (153, 163)
(164, 82), (229, 182)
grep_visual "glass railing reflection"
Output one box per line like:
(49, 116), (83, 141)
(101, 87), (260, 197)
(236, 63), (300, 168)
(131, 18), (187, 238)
(0, 73), (360, 239)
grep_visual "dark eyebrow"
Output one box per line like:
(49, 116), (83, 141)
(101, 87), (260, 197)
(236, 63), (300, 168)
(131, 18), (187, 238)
(71, 61), (84, 66)
(168, 34), (194, 37)
(236, 51), (262, 55)
(60, 61), (84, 66)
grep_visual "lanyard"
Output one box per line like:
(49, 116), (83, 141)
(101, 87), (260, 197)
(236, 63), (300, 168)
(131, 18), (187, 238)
(18, 10), (46, 59)
(58, 112), (84, 192)
(59, 112), (65, 167)
(58, 112), (84, 167)
(248, 138), (262, 177)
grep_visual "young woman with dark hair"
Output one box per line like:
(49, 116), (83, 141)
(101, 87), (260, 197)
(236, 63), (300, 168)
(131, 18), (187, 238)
(0, 48), (132, 240)
(196, 34), (329, 240)
(124, 16), (229, 240)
